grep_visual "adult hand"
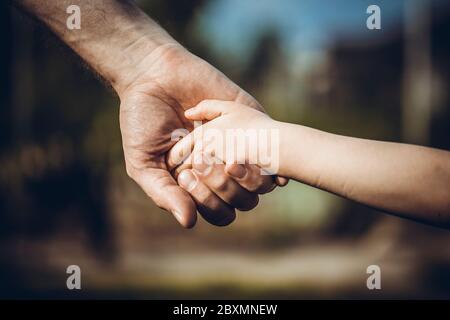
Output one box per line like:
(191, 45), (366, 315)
(120, 44), (281, 227)
(16, 0), (286, 227)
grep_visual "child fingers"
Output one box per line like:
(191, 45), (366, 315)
(166, 131), (196, 171)
(166, 121), (219, 172)
(168, 126), (223, 174)
(185, 99), (234, 121)
(171, 154), (192, 180)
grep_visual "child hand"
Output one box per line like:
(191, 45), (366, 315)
(167, 100), (287, 193)
(166, 100), (283, 224)
(168, 99), (279, 173)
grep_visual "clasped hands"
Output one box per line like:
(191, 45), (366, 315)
(119, 45), (285, 228)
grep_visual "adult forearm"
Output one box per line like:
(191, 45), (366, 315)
(279, 122), (450, 226)
(14, 0), (179, 94)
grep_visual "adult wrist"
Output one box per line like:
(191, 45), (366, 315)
(112, 40), (183, 96)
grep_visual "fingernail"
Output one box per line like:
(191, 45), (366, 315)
(227, 164), (247, 179)
(178, 170), (197, 192)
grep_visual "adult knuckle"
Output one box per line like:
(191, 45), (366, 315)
(197, 189), (217, 209)
(211, 174), (229, 193)
(257, 177), (276, 194)
(246, 178), (262, 192)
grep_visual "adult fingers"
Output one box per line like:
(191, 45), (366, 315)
(225, 163), (277, 194)
(132, 167), (198, 228)
(178, 169), (236, 226)
(193, 160), (259, 211)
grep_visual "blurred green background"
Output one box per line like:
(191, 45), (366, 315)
(1, 0), (449, 299)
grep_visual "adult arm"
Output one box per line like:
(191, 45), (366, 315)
(13, 0), (280, 227)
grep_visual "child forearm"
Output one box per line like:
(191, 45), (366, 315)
(277, 122), (450, 227)
(176, 100), (450, 227)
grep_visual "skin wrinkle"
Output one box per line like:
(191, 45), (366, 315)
(119, 43), (184, 96)
(127, 81), (193, 143)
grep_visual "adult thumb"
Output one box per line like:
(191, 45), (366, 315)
(136, 167), (197, 228)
